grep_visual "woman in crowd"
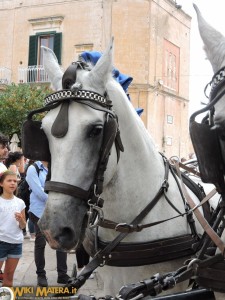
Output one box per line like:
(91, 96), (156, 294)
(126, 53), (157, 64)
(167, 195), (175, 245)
(5, 151), (24, 182)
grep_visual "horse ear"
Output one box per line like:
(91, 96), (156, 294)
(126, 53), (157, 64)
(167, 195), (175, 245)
(42, 46), (63, 91)
(89, 38), (114, 89)
(193, 3), (225, 72)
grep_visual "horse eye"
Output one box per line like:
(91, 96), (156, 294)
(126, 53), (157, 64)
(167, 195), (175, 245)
(88, 125), (103, 137)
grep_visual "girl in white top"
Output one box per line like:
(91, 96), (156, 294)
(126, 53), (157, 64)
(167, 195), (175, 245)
(0, 170), (26, 286)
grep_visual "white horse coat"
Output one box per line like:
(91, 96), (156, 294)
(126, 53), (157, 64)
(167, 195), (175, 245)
(38, 41), (208, 297)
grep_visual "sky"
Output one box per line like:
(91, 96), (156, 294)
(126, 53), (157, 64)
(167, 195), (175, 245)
(176, 0), (225, 115)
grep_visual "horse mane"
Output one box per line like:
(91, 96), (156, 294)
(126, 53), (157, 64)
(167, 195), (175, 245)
(107, 77), (158, 153)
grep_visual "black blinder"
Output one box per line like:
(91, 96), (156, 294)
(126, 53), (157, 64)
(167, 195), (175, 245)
(189, 118), (225, 184)
(22, 119), (51, 162)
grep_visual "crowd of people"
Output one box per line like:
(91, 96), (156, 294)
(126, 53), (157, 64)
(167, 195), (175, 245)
(0, 132), (93, 287)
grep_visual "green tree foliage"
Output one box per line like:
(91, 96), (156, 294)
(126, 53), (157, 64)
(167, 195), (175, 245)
(0, 83), (52, 138)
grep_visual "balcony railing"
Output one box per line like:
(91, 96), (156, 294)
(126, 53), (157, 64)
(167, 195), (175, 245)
(0, 67), (12, 84)
(18, 65), (50, 83)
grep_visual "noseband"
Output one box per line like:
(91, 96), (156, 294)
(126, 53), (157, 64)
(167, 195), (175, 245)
(22, 61), (124, 223)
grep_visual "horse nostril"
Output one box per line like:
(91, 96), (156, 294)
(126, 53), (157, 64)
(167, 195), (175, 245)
(61, 227), (74, 239)
(55, 227), (75, 250)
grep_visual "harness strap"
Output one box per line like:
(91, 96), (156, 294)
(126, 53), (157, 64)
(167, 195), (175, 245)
(68, 158), (216, 289)
(50, 62), (79, 138)
(45, 181), (90, 200)
(115, 128), (124, 163)
(66, 159), (170, 289)
(192, 188), (217, 213)
(93, 115), (118, 196)
(98, 188), (216, 233)
(164, 192), (183, 215)
(197, 203), (225, 259)
(98, 213), (186, 233)
(175, 162), (225, 255)
(93, 234), (197, 267)
(62, 62), (78, 89)
(51, 101), (69, 138)
(175, 253), (224, 285)
(99, 157), (214, 234)
(179, 162), (201, 177)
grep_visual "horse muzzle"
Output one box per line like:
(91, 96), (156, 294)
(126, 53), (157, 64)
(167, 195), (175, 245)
(38, 195), (88, 251)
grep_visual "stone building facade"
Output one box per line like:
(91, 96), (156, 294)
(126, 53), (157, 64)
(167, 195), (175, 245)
(0, 0), (192, 158)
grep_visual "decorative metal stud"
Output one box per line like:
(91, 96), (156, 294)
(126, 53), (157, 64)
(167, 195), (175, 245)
(71, 82), (82, 93)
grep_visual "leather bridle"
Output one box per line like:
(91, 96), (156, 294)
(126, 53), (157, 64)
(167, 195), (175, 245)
(44, 101), (123, 199)
(26, 61), (124, 227)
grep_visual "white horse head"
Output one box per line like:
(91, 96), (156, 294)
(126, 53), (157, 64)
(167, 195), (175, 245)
(37, 41), (210, 295)
(193, 3), (225, 130)
(39, 41), (120, 250)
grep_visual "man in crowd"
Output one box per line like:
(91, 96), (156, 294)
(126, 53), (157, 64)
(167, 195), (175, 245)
(27, 161), (70, 287)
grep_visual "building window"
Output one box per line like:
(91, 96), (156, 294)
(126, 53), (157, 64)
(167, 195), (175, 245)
(28, 32), (62, 66)
(39, 35), (54, 65)
(166, 137), (172, 146)
(27, 32), (62, 82)
(167, 115), (173, 124)
(163, 39), (180, 91)
(25, 16), (63, 83)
